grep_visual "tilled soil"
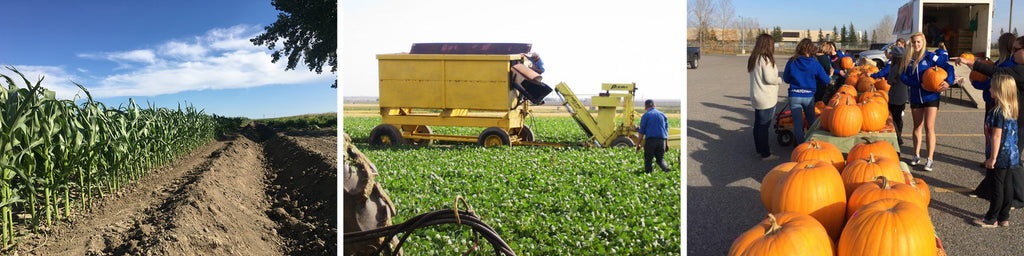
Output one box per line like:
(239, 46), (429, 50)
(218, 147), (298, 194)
(14, 123), (337, 256)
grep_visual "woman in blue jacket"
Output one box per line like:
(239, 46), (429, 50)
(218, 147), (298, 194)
(901, 32), (955, 171)
(783, 38), (831, 144)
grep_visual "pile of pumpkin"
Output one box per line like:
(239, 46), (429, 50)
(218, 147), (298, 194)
(729, 139), (943, 256)
(816, 56), (950, 138)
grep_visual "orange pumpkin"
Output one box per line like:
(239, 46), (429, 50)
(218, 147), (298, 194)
(848, 138), (899, 161)
(959, 52), (975, 62)
(856, 76), (876, 93)
(837, 85), (859, 98)
(859, 99), (889, 132)
(874, 77), (891, 92)
(910, 177), (932, 206)
(827, 97), (863, 137)
(771, 160), (847, 240)
(728, 212), (834, 256)
(841, 56), (854, 70)
(858, 89), (888, 103)
(838, 199), (936, 256)
(846, 176), (925, 218)
(922, 66), (948, 92)
(792, 140), (846, 172)
(842, 154), (906, 198)
(970, 60), (995, 82)
(761, 162), (799, 211)
(845, 73), (861, 86)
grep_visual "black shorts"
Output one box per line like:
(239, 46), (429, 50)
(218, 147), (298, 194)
(910, 100), (940, 109)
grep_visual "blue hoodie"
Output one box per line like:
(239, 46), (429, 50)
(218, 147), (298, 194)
(972, 55), (1017, 103)
(901, 51), (956, 104)
(783, 56), (830, 98)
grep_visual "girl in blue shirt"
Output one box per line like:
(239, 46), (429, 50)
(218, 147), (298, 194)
(900, 32), (956, 171)
(974, 74), (1020, 228)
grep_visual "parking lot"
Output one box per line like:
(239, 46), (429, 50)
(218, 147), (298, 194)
(686, 54), (1024, 255)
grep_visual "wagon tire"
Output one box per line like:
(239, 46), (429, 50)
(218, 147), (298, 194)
(512, 125), (535, 142)
(369, 124), (405, 146)
(405, 125), (433, 146)
(478, 127), (511, 147)
(777, 129), (794, 147)
(610, 136), (635, 148)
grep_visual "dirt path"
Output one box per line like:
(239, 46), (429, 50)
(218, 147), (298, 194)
(14, 124), (337, 256)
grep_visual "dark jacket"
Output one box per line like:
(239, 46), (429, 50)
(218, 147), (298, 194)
(971, 56), (1017, 103)
(872, 60), (909, 105)
(783, 56), (831, 98)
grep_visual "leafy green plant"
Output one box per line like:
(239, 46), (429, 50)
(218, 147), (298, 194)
(345, 116), (681, 255)
(0, 66), (237, 247)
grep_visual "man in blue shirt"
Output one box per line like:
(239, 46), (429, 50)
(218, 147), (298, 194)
(526, 52), (545, 74)
(638, 99), (671, 173)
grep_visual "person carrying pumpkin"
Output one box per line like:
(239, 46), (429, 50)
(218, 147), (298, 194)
(900, 32), (955, 171)
(970, 33), (1020, 166)
(748, 34), (785, 161)
(870, 46), (909, 146)
(783, 38), (831, 145)
(960, 35), (1024, 206)
(972, 73), (1021, 228)
(815, 41), (836, 102)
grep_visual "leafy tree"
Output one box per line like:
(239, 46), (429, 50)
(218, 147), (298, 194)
(251, 0), (338, 88)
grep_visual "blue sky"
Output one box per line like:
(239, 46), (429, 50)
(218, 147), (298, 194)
(0, 1), (337, 119)
(725, 0), (1021, 40)
(342, 0), (685, 100)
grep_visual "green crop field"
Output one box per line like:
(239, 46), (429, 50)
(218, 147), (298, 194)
(344, 116), (681, 255)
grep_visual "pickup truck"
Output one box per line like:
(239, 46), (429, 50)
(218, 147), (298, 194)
(687, 46), (700, 69)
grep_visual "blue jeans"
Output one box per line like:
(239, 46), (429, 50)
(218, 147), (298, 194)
(753, 106), (776, 158)
(789, 96), (815, 145)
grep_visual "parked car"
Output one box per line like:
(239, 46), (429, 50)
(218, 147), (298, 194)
(857, 42), (895, 68)
(687, 46), (700, 69)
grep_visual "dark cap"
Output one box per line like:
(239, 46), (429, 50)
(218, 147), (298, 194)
(890, 46), (906, 58)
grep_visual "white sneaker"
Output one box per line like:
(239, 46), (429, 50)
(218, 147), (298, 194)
(923, 159), (934, 171)
(910, 155), (921, 166)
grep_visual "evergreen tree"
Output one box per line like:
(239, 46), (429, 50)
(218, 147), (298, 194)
(833, 26), (839, 42)
(841, 25), (847, 43)
(848, 23), (858, 43)
(863, 30), (869, 43)
(1015, 27), (1020, 36)
(806, 29), (811, 39)
(772, 26), (783, 42)
(818, 28), (824, 42)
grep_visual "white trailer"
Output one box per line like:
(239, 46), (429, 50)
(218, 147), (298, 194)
(893, 0), (993, 58)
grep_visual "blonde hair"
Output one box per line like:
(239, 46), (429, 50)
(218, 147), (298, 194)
(899, 32), (927, 76)
(991, 73), (1019, 119)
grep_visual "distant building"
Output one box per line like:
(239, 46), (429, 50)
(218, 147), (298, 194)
(688, 28), (851, 43)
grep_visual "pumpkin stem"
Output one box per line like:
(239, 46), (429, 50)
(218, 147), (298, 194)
(861, 137), (871, 144)
(876, 175), (890, 189)
(869, 153), (875, 163)
(765, 213), (781, 236)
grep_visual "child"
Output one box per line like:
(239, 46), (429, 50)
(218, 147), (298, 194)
(974, 73), (1021, 227)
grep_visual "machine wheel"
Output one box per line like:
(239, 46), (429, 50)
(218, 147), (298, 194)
(610, 136), (635, 148)
(689, 59), (699, 69)
(404, 125), (434, 146)
(511, 125), (535, 142)
(776, 129), (794, 147)
(477, 127), (511, 146)
(368, 124), (405, 146)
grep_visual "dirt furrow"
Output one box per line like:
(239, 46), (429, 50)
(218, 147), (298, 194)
(13, 124), (337, 256)
(17, 137), (231, 255)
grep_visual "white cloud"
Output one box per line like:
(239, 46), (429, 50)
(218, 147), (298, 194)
(74, 24), (331, 98)
(0, 65), (88, 100)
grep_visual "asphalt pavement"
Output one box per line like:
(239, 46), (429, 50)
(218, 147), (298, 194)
(686, 54), (1024, 255)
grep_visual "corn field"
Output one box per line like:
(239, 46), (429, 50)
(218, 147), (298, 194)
(0, 66), (239, 247)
